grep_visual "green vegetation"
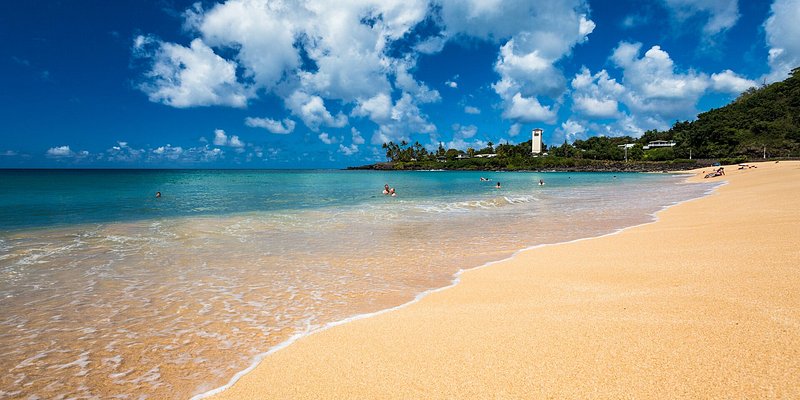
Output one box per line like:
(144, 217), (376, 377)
(366, 67), (799, 171)
(668, 67), (800, 159)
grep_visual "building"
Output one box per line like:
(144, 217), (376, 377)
(642, 140), (676, 150)
(531, 128), (543, 154)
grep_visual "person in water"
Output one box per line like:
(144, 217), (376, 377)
(389, 187), (396, 197)
(495, 182), (501, 189)
(538, 179), (544, 186)
(155, 191), (161, 198)
(383, 184), (390, 195)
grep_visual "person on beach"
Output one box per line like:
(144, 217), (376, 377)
(155, 191), (161, 198)
(383, 184), (390, 195)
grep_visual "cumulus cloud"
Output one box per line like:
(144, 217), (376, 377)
(150, 144), (185, 160)
(508, 123), (521, 137)
(338, 143), (359, 155)
(350, 127), (365, 145)
(135, 0), (597, 147)
(46, 145), (74, 157)
(286, 91), (348, 131)
(501, 92), (557, 123)
(369, 92), (437, 145)
(245, 117), (296, 134)
(318, 132), (338, 145)
(445, 124), (485, 150)
(611, 42), (710, 119)
(570, 67), (624, 118)
(212, 129), (246, 152)
(106, 141), (145, 162)
(483, 2), (595, 124)
(662, 0), (739, 36)
(711, 70), (757, 93)
(763, 0), (800, 82)
(133, 35), (251, 108)
(553, 119), (589, 143)
(464, 106), (481, 114)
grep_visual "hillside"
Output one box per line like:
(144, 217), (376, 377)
(669, 67), (800, 158)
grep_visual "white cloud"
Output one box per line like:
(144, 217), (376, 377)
(611, 42), (710, 118)
(352, 93), (393, 122)
(553, 119), (588, 143)
(457, 124), (478, 138)
(286, 90), (348, 131)
(213, 129), (246, 151)
(444, 124), (485, 151)
(508, 123), (521, 137)
(151, 144), (184, 160)
(464, 106), (481, 114)
(662, 0), (739, 36)
(135, 0), (599, 143)
(1, 150), (18, 156)
(446, 80), (458, 88)
(338, 143), (359, 155)
(134, 36), (250, 108)
(477, 2), (594, 124)
(570, 67), (624, 118)
(186, 146), (224, 162)
(46, 145), (74, 157)
(501, 92), (557, 123)
(351, 127), (365, 145)
(245, 117), (296, 134)
(188, 0), (300, 90)
(369, 92), (437, 145)
(318, 132), (338, 145)
(711, 70), (757, 93)
(763, 0), (800, 82)
(106, 141), (144, 162)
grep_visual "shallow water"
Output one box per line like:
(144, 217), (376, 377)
(0, 170), (716, 399)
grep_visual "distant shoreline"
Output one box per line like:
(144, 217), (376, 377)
(347, 159), (707, 173)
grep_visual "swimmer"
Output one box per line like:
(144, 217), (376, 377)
(155, 191), (161, 198)
(538, 179), (544, 186)
(383, 184), (390, 195)
(389, 187), (396, 197)
(495, 182), (501, 189)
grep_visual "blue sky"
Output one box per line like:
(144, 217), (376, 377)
(1, 0), (798, 168)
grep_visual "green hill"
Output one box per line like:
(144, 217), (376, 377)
(668, 67), (800, 159)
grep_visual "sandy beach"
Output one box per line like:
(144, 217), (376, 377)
(208, 161), (800, 399)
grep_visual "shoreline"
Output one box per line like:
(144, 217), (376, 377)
(193, 193), (714, 399)
(204, 160), (800, 398)
(191, 165), (758, 399)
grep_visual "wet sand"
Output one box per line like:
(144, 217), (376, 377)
(208, 161), (800, 399)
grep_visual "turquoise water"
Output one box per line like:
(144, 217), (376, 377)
(2, 169), (679, 229)
(0, 169), (716, 399)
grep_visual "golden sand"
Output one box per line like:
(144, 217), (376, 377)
(209, 161), (800, 399)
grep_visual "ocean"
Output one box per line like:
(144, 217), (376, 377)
(0, 169), (716, 399)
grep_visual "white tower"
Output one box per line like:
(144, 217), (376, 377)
(531, 128), (543, 154)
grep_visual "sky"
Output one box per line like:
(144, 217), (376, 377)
(1, 0), (798, 168)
